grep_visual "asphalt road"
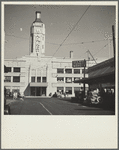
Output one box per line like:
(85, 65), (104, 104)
(9, 97), (115, 115)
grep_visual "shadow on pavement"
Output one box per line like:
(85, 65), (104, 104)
(59, 97), (115, 112)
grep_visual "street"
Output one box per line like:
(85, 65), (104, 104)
(9, 97), (115, 115)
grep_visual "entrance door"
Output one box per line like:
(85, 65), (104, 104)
(42, 87), (46, 96)
(30, 87), (46, 96)
(31, 87), (35, 96)
(36, 87), (40, 96)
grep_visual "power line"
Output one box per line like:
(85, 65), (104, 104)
(6, 33), (109, 45)
(5, 34), (29, 40)
(62, 39), (109, 45)
(44, 5), (91, 67)
(51, 5), (91, 58)
(6, 5), (93, 70)
(93, 43), (108, 56)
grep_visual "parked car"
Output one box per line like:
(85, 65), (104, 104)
(86, 90), (103, 105)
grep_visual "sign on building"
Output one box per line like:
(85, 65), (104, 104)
(72, 60), (86, 68)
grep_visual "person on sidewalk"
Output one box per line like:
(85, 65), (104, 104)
(13, 91), (17, 100)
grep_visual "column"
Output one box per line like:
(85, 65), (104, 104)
(11, 76), (13, 82)
(11, 67), (13, 72)
(29, 67), (31, 83)
(72, 87), (74, 96)
(35, 69), (37, 82)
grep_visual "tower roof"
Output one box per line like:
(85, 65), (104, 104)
(33, 11), (43, 23)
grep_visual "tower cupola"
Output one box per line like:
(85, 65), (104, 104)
(35, 11), (43, 23)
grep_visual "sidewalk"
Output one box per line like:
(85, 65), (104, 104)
(25, 96), (51, 98)
(58, 97), (76, 102)
(6, 97), (24, 105)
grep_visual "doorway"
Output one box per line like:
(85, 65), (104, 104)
(30, 87), (46, 96)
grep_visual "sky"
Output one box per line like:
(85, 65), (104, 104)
(4, 3), (116, 62)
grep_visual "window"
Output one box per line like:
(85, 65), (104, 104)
(74, 69), (80, 74)
(82, 69), (88, 73)
(14, 67), (20, 72)
(74, 77), (80, 82)
(13, 76), (20, 82)
(31, 35), (33, 52)
(65, 77), (72, 83)
(65, 69), (72, 74)
(66, 87), (72, 94)
(12, 89), (20, 93)
(57, 87), (64, 93)
(37, 77), (41, 82)
(74, 87), (80, 92)
(31, 77), (35, 82)
(42, 77), (46, 82)
(30, 87), (35, 96)
(6, 67), (11, 72)
(4, 76), (11, 82)
(57, 77), (64, 82)
(6, 89), (10, 95)
(57, 69), (64, 74)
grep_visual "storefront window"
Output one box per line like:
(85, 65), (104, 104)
(57, 87), (64, 93)
(6, 89), (10, 96)
(66, 87), (72, 94)
(12, 89), (20, 94)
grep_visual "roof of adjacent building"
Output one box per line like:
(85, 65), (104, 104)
(88, 57), (115, 73)
(74, 57), (115, 84)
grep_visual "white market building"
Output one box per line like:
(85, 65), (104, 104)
(4, 11), (89, 97)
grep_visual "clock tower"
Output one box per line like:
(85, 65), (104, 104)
(30, 11), (45, 57)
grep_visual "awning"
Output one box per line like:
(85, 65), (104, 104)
(30, 82), (48, 87)
(74, 71), (115, 84)
(89, 66), (115, 77)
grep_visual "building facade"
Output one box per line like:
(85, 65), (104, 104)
(4, 11), (89, 97)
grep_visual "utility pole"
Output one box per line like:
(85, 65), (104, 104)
(108, 38), (112, 59)
(83, 59), (86, 97)
(112, 25), (115, 58)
